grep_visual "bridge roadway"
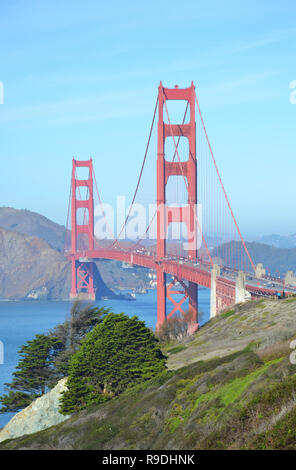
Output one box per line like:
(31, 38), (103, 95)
(67, 248), (296, 299)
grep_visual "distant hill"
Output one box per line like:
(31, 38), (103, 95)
(256, 233), (296, 249)
(212, 241), (296, 276)
(246, 242), (296, 275)
(0, 208), (152, 299)
(0, 207), (65, 251)
(0, 227), (118, 300)
(0, 226), (70, 299)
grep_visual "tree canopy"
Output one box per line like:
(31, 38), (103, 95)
(0, 301), (109, 413)
(0, 334), (62, 412)
(49, 300), (110, 375)
(60, 312), (167, 414)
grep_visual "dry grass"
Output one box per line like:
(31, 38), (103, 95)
(256, 340), (292, 361)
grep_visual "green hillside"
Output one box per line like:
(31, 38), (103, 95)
(1, 297), (296, 450)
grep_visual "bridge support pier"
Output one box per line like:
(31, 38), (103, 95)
(156, 271), (198, 333)
(188, 282), (198, 322)
(156, 268), (166, 330)
(255, 263), (266, 279)
(210, 264), (220, 318)
(235, 271), (250, 304)
(70, 260), (95, 301)
(285, 271), (296, 287)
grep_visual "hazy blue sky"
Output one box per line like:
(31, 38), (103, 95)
(0, 0), (295, 237)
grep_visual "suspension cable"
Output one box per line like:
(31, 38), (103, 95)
(110, 95), (159, 248)
(194, 90), (256, 273)
(129, 99), (190, 252)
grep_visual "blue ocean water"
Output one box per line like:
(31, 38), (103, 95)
(0, 288), (210, 429)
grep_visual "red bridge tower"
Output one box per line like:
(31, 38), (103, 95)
(70, 158), (95, 300)
(156, 82), (198, 331)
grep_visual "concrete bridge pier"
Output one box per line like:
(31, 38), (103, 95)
(210, 264), (220, 319)
(285, 271), (296, 287)
(211, 266), (251, 319)
(235, 271), (250, 304)
(255, 263), (266, 279)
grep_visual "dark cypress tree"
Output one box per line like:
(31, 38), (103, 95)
(0, 301), (109, 413)
(0, 334), (62, 413)
(49, 301), (110, 375)
(60, 313), (167, 414)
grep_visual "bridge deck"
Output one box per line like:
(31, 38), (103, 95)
(66, 249), (291, 298)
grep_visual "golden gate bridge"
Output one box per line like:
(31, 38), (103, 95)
(64, 82), (290, 331)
